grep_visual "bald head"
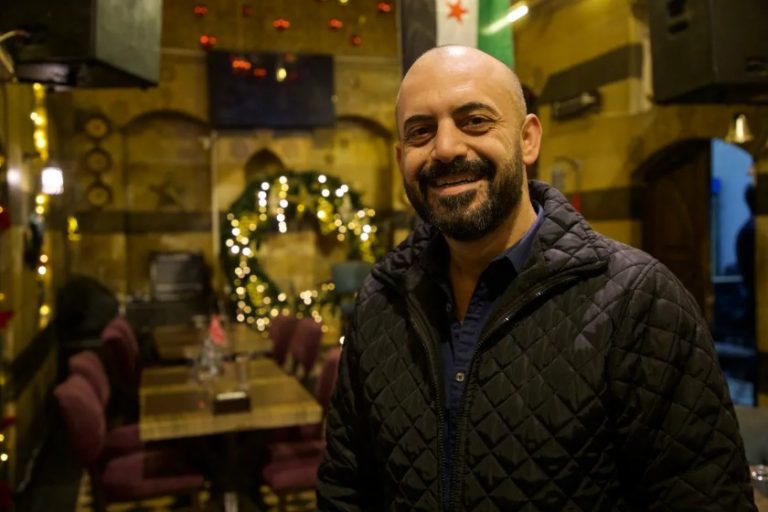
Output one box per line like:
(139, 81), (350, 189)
(396, 45), (526, 131)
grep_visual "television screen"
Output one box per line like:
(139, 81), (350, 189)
(207, 51), (335, 129)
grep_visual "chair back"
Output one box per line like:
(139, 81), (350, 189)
(69, 350), (111, 407)
(301, 347), (342, 439)
(269, 314), (299, 366)
(101, 316), (139, 386)
(289, 318), (323, 381)
(54, 374), (106, 466)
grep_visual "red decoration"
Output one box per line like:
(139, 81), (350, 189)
(447, 0), (468, 22)
(231, 57), (252, 76)
(377, 2), (393, 13)
(253, 67), (268, 78)
(193, 4), (208, 17)
(241, 4), (254, 17)
(0, 208), (9, 231)
(209, 314), (226, 346)
(350, 34), (362, 46)
(0, 311), (13, 329)
(272, 18), (290, 30)
(328, 18), (344, 30)
(199, 34), (217, 50)
(0, 417), (14, 431)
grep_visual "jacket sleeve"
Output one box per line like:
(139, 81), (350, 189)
(607, 261), (756, 511)
(316, 315), (375, 511)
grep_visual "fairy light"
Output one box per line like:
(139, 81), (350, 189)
(223, 171), (379, 327)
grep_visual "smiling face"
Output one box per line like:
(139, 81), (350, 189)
(396, 46), (541, 241)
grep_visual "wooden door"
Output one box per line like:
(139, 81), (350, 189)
(641, 139), (712, 322)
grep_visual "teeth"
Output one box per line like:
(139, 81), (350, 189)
(436, 177), (475, 187)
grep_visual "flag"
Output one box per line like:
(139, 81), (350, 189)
(400, 0), (514, 73)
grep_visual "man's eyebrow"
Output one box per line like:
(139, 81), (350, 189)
(402, 114), (434, 132)
(452, 102), (498, 117)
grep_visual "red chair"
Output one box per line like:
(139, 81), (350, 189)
(69, 350), (110, 407)
(269, 314), (300, 367)
(54, 374), (205, 512)
(287, 318), (323, 384)
(68, 350), (144, 458)
(267, 348), (341, 461)
(261, 453), (324, 512)
(100, 316), (140, 422)
(101, 316), (140, 386)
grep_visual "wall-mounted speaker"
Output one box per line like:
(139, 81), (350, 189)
(0, 0), (161, 88)
(649, 0), (768, 104)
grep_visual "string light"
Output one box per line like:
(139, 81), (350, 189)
(222, 171), (379, 328)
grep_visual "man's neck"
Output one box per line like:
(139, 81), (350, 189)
(446, 197), (538, 319)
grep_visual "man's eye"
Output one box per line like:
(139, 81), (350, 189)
(406, 126), (432, 140)
(464, 116), (490, 129)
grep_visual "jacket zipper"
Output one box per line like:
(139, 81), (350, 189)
(447, 271), (590, 511)
(406, 294), (449, 511)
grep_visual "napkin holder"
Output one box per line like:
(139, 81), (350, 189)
(212, 390), (251, 414)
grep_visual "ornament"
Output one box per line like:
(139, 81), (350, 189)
(199, 34), (217, 50)
(272, 18), (290, 30)
(0, 208), (9, 231)
(0, 311), (13, 329)
(328, 18), (343, 30)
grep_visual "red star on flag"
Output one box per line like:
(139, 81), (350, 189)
(447, 0), (468, 22)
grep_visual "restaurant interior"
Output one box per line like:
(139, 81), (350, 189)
(1, 0), (767, 510)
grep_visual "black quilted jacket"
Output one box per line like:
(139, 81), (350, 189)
(317, 181), (755, 511)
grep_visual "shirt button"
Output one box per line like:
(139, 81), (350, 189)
(455, 372), (465, 383)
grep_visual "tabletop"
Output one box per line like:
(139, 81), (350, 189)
(139, 358), (321, 441)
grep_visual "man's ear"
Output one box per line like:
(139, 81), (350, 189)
(395, 142), (404, 176)
(520, 114), (542, 166)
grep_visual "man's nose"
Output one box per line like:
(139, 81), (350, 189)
(431, 123), (468, 163)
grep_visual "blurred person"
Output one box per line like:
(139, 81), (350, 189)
(317, 46), (755, 511)
(736, 182), (756, 339)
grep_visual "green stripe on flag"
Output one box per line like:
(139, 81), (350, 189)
(478, 0), (515, 69)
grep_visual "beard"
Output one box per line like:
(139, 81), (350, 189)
(404, 152), (525, 241)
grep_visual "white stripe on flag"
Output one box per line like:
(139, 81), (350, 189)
(436, 0), (479, 47)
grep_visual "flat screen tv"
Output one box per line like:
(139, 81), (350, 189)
(207, 51), (335, 129)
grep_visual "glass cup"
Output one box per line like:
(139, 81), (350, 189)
(234, 354), (250, 391)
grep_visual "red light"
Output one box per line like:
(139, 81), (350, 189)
(377, 2), (392, 13)
(193, 4), (208, 17)
(241, 4), (254, 17)
(199, 34), (217, 49)
(231, 58), (252, 71)
(350, 34), (362, 46)
(253, 67), (268, 77)
(328, 18), (343, 30)
(272, 18), (290, 30)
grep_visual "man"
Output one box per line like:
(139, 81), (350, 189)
(317, 46), (755, 511)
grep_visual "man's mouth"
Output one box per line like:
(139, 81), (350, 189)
(432, 173), (483, 188)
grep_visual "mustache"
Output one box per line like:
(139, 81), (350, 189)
(418, 158), (496, 187)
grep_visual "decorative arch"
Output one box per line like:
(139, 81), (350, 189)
(244, 148), (286, 184)
(122, 109), (208, 133)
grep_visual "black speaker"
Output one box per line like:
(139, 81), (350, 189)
(649, 0), (768, 104)
(0, 0), (161, 88)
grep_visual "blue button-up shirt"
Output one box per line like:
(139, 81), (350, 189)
(423, 202), (544, 506)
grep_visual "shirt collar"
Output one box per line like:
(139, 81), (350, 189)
(422, 200), (545, 282)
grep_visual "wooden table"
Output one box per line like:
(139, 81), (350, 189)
(152, 323), (272, 361)
(139, 358), (321, 441)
